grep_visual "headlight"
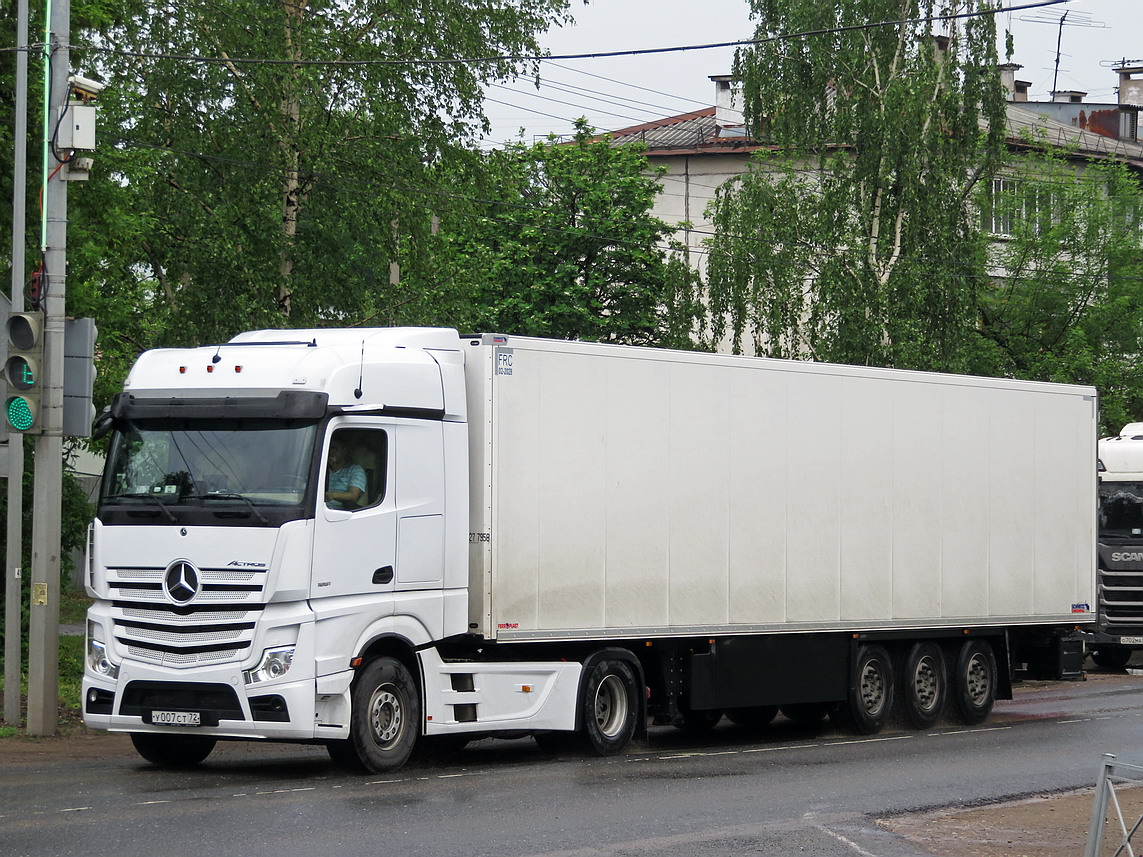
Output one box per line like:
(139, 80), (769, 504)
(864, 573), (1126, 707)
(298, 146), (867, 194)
(244, 646), (295, 685)
(87, 634), (119, 679)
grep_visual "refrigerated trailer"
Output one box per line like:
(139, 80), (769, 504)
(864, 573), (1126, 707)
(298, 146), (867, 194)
(1091, 425), (1143, 668)
(83, 329), (1097, 771)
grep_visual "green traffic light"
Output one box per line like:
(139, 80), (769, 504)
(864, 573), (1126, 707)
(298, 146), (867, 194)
(5, 395), (35, 431)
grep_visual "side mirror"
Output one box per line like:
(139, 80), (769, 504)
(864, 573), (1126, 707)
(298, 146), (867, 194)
(91, 407), (113, 440)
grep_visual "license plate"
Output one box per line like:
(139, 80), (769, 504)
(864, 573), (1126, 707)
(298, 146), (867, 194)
(1118, 636), (1143, 645)
(151, 710), (201, 726)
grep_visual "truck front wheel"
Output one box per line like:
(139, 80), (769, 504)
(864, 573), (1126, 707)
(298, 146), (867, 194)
(1091, 645), (1133, 670)
(580, 657), (639, 756)
(130, 732), (217, 768)
(345, 656), (420, 773)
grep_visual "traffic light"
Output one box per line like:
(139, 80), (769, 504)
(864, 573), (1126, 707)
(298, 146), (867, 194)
(5, 311), (45, 433)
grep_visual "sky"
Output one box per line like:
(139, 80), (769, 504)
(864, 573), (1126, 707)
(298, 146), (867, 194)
(481, 0), (1143, 147)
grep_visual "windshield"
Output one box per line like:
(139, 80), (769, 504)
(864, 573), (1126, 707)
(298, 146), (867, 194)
(1099, 481), (1143, 538)
(102, 418), (318, 508)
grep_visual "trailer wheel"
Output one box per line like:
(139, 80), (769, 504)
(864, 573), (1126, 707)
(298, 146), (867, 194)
(580, 657), (639, 756)
(1091, 646), (1133, 670)
(780, 703), (830, 724)
(726, 706), (779, 729)
(901, 642), (946, 729)
(952, 640), (997, 725)
(834, 644), (894, 734)
(346, 656), (420, 773)
(129, 732), (217, 768)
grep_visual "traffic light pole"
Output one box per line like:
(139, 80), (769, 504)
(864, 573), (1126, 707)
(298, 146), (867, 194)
(26, 0), (70, 736)
(4, 0), (30, 727)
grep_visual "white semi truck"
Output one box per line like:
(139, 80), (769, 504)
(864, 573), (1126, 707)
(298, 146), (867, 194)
(1092, 425), (1143, 668)
(83, 329), (1097, 772)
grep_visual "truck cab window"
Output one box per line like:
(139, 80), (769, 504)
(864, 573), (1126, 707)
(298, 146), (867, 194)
(325, 428), (388, 511)
(101, 418), (317, 515)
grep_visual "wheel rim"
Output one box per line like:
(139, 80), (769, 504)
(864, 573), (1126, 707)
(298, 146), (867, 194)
(594, 674), (629, 738)
(965, 654), (992, 705)
(913, 655), (940, 712)
(859, 659), (887, 716)
(368, 683), (403, 749)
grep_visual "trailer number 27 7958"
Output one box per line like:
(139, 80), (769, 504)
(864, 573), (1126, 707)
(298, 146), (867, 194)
(469, 533), (491, 544)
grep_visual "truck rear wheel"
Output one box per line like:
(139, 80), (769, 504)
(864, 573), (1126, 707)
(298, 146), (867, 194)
(901, 642), (946, 729)
(345, 656), (420, 773)
(580, 657), (639, 756)
(834, 644), (894, 734)
(130, 732), (217, 768)
(952, 640), (996, 724)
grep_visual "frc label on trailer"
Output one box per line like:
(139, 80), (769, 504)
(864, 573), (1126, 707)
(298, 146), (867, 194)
(1072, 603), (1091, 613)
(496, 349), (514, 376)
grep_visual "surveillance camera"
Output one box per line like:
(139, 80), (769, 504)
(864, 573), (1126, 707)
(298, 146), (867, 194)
(68, 74), (106, 99)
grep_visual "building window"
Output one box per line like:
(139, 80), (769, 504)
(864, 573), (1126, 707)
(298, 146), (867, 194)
(980, 178), (1054, 237)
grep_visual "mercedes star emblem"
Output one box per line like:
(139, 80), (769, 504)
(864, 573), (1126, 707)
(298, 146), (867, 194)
(164, 560), (200, 604)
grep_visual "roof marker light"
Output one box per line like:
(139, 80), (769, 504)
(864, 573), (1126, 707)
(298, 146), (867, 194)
(206, 365), (214, 373)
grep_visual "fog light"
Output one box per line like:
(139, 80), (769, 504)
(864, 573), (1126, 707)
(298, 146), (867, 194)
(244, 646), (295, 684)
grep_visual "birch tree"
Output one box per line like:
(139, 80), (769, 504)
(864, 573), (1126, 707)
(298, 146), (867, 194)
(704, 0), (1006, 370)
(67, 0), (569, 346)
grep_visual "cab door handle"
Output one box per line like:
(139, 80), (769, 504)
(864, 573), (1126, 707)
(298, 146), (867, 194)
(372, 566), (394, 584)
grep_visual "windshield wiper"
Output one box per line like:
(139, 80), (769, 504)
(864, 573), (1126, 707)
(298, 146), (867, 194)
(1100, 532), (1143, 543)
(103, 492), (177, 522)
(184, 492), (270, 526)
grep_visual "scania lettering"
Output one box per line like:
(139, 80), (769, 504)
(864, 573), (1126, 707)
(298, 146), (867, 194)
(83, 330), (1097, 771)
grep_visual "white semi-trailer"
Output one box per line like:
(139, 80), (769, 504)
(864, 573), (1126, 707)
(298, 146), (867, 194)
(1092, 425), (1143, 668)
(83, 329), (1097, 771)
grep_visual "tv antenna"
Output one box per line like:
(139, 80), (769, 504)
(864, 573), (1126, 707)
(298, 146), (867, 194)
(1017, 8), (1105, 96)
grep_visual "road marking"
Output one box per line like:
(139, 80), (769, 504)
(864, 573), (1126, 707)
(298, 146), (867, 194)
(60, 807), (91, 813)
(743, 743), (821, 753)
(820, 826), (882, 857)
(829, 735), (912, 746)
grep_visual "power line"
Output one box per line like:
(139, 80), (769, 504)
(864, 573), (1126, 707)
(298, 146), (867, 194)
(69, 1), (1066, 68)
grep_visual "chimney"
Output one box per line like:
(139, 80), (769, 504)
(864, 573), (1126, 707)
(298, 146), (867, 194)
(1118, 65), (1143, 107)
(1051, 90), (1086, 103)
(998, 63), (1031, 102)
(710, 75), (744, 128)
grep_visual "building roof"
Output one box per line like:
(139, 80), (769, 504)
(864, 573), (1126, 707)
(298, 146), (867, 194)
(600, 108), (763, 157)
(600, 102), (1143, 170)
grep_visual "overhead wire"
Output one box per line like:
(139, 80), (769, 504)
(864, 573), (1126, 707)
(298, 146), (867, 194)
(67, 0), (1067, 68)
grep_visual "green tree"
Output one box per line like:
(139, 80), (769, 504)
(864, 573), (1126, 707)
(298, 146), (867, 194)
(411, 123), (702, 347)
(971, 146), (1143, 434)
(64, 0), (570, 354)
(704, 0), (1006, 370)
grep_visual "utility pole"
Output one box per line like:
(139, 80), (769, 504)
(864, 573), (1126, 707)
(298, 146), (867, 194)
(26, 0), (70, 736)
(4, 0), (30, 726)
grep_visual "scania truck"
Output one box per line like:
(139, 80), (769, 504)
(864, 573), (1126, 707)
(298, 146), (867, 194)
(1091, 425), (1143, 668)
(83, 329), (1097, 771)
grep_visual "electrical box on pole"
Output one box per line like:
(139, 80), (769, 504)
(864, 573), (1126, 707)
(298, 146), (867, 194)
(62, 316), (97, 437)
(4, 310), (45, 434)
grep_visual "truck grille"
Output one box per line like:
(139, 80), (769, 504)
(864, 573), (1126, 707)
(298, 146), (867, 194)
(1098, 569), (1143, 632)
(107, 564), (266, 668)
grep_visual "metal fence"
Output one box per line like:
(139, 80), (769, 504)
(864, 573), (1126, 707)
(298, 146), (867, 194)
(1086, 754), (1143, 857)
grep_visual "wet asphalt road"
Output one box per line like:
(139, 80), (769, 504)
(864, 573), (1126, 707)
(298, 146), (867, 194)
(2, 671), (1142, 857)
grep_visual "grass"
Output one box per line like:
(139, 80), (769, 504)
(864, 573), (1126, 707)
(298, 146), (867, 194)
(0, 586), (94, 736)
